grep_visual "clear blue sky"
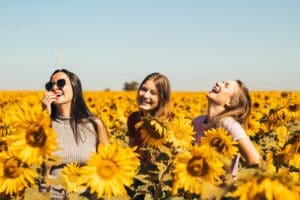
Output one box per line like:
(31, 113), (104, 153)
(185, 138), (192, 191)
(1, 0), (299, 91)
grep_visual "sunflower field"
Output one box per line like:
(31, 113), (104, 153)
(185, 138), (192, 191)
(0, 90), (299, 200)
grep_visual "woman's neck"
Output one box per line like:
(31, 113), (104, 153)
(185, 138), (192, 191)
(56, 103), (71, 118)
(207, 104), (225, 124)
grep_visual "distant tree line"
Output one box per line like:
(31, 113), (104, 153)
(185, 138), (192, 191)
(123, 81), (139, 91)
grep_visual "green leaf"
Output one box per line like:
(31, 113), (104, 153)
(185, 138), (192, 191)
(134, 174), (151, 184)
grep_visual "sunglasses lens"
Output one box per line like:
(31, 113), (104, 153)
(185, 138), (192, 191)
(45, 79), (65, 91)
(57, 79), (66, 88)
(45, 82), (53, 91)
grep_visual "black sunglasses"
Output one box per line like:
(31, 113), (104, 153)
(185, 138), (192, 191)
(45, 79), (66, 91)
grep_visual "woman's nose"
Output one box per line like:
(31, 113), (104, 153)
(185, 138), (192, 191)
(143, 90), (151, 98)
(52, 84), (58, 90)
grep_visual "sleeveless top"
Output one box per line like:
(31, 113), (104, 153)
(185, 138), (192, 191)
(192, 115), (248, 177)
(51, 117), (97, 166)
(49, 117), (97, 199)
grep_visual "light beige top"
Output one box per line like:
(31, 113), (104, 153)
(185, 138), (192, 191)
(222, 117), (248, 177)
(49, 117), (98, 199)
(51, 117), (97, 174)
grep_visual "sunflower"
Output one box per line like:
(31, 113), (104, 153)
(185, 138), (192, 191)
(286, 102), (300, 120)
(0, 152), (38, 196)
(172, 145), (224, 195)
(5, 103), (58, 164)
(246, 112), (263, 137)
(278, 167), (299, 184)
(275, 125), (289, 148)
(80, 143), (140, 198)
(283, 142), (300, 168)
(135, 116), (168, 148)
(167, 117), (195, 151)
(230, 177), (298, 200)
(201, 127), (238, 159)
(268, 107), (291, 127)
(61, 163), (87, 193)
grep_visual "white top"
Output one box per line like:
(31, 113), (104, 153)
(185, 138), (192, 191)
(193, 115), (249, 177)
(221, 117), (248, 177)
(222, 117), (248, 141)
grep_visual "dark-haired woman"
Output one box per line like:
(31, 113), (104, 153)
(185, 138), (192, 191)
(42, 69), (109, 199)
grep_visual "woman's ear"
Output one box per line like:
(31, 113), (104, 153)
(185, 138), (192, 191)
(224, 98), (233, 109)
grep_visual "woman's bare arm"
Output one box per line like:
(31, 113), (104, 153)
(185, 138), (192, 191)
(95, 118), (110, 146)
(238, 138), (261, 166)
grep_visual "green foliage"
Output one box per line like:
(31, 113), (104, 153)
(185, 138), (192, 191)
(128, 144), (174, 200)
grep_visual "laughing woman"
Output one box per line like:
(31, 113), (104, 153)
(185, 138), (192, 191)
(127, 72), (173, 151)
(42, 69), (109, 199)
(192, 80), (260, 177)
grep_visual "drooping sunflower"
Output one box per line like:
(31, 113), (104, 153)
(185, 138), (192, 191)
(0, 152), (38, 196)
(167, 117), (195, 151)
(5, 103), (58, 164)
(80, 143), (140, 198)
(201, 127), (238, 159)
(230, 176), (298, 200)
(135, 116), (168, 148)
(268, 106), (292, 127)
(61, 163), (87, 193)
(172, 145), (224, 195)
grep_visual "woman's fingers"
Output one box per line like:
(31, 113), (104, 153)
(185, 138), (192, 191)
(42, 92), (57, 114)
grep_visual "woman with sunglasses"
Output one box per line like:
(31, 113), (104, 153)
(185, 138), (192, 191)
(42, 69), (109, 199)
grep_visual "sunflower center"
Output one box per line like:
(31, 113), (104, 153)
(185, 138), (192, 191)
(68, 173), (79, 182)
(253, 102), (260, 109)
(174, 130), (184, 139)
(26, 126), (47, 147)
(254, 192), (267, 200)
(280, 92), (288, 98)
(0, 141), (7, 152)
(187, 156), (209, 177)
(210, 138), (226, 152)
(97, 160), (118, 179)
(4, 157), (23, 178)
(288, 104), (298, 112)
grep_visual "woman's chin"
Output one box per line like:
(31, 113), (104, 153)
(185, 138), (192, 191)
(139, 105), (154, 112)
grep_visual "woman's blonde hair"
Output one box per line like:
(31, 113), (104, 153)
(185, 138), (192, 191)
(214, 79), (251, 126)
